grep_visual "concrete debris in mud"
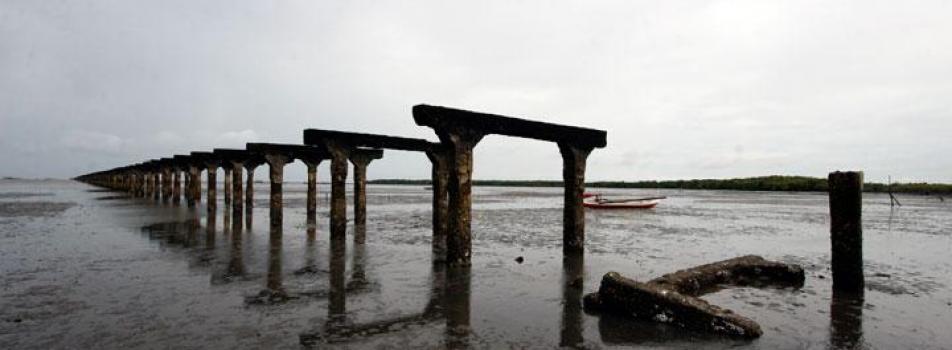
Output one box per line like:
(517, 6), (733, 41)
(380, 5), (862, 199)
(583, 255), (805, 339)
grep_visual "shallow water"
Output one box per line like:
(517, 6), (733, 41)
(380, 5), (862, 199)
(1, 179), (950, 349)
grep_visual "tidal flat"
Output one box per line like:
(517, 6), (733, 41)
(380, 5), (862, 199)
(1, 179), (950, 349)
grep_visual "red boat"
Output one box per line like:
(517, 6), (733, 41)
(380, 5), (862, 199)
(582, 193), (665, 209)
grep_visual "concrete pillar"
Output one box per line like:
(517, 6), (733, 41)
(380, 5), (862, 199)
(559, 143), (593, 255)
(439, 129), (484, 267)
(829, 171), (864, 293)
(427, 149), (450, 263)
(326, 141), (350, 241)
(244, 163), (258, 230)
(244, 163), (258, 211)
(223, 167), (232, 207)
(188, 165), (201, 207)
(206, 164), (218, 215)
(304, 161), (320, 223)
(264, 154), (291, 228)
(172, 169), (182, 204)
(162, 167), (173, 202)
(231, 161), (243, 217)
(349, 154), (375, 244)
(153, 172), (161, 201)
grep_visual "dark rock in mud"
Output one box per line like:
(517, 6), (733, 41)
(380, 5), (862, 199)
(583, 255), (805, 339)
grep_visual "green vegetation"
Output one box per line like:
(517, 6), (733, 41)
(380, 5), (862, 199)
(369, 176), (952, 194)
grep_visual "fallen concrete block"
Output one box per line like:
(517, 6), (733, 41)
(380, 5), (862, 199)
(583, 255), (805, 339)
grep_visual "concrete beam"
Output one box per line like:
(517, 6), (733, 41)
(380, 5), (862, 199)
(412, 104), (608, 265)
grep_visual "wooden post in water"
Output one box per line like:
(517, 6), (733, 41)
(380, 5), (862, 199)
(829, 171), (864, 293)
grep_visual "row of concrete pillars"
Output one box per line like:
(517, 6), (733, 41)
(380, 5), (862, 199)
(77, 104), (611, 267)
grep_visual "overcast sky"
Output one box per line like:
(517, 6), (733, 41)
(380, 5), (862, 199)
(2, 1), (950, 183)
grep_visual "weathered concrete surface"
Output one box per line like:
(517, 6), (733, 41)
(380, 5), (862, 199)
(440, 126), (483, 266)
(829, 171), (864, 293)
(264, 154), (291, 227)
(584, 255), (805, 339)
(231, 161), (243, 216)
(172, 169), (182, 204)
(583, 272), (763, 339)
(302, 160), (320, 223)
(649, 255), (806, 296)
(187, 164), (201, 207)
(223, 167), (233, 207)
(559, 143), (592, 255)
(426, 147), (450, 263)
(243, 157), (264, 211)
(349, 149), (383, 244)
(205, 163), (218, 215)
(323, 140), (350, 241)
(412, 104), (608, 265)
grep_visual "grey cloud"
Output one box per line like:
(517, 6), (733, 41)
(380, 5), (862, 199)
(1, 0), (950, 182)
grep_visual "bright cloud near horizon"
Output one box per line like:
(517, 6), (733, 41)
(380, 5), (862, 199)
(1, 1), (950, 183)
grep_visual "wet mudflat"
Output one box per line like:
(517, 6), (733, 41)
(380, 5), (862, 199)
(1, 179), (951, 349)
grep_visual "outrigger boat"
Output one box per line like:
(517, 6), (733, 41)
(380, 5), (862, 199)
(582, 193), (665, 209)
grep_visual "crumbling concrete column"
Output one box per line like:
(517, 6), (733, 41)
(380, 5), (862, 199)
(349, 154), (376, 244)
(559, 143), (594, 255)
(162, 167), (173, 202)
(438, 128), (484, 266)
(172, 169), (182, 204)
(187, 165), (201, 207)
(426, 148), (450, 263)
(231, 161), (243, 217)
(206, 164), (218, 215)
(153, 172), (161, 201)
(303, 160), (320, 223)
(223, 167), (233, 207)
(264, 154), (291, 228)
(244, 162), (259, 211)
(326, 141), (351, 241)
(829, 171), (864, 293)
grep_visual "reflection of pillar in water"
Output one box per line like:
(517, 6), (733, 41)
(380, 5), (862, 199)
(445, 266), (472, 348)
(560, 254), (584, 347)
(227, 217), (245, 277)
(232, 204), (243, 237)
(185, 216), (199, 247)
(205, 211), (217, 250)
(423, 263), (446, 317)
(268, 223), (284, 293)
(305, 223), (317, 269)
(830, 290), (864, 349)
(328, 236), (347, 324)
(349, 242), (367, 289)
(223, 204), (231, 236)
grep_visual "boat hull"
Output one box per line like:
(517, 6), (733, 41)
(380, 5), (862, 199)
(583, 199), (659, 209)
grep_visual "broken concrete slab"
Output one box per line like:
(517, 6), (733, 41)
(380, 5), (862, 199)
(583, 255), (805, 339)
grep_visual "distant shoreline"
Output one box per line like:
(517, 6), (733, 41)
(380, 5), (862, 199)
(369, 175), (952, 195)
